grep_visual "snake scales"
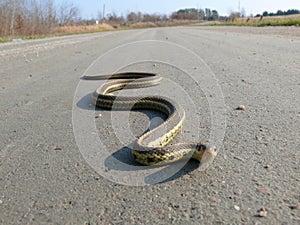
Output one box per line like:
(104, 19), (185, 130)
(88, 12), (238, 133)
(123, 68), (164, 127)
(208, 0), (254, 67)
(83, 72), (217, 167)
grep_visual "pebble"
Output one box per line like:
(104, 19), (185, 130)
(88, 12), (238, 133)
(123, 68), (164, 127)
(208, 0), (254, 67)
(95, 114), (102, 118)
(236, 105), (246, 110)
(289, 204), (300, 210)
(233, 156), (245, 162)
(211, 197), (221, 203)
(234, 205), (240, 211)
(257, 187), (268, 193)
(258, 207), (267, 217)
(182, 212), (190, 219)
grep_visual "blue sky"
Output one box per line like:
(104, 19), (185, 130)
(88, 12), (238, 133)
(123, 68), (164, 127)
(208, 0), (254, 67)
(57, 0), (300, 19)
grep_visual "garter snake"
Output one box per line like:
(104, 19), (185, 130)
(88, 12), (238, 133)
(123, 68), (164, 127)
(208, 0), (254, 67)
(83, 72), (217, 167)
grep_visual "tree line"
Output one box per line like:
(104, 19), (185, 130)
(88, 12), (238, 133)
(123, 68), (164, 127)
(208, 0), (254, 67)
(0, 3), (220, 36)
(1, 0), (299, 38)
(107, 8), (219, 24)
(0, 0), (79, 36)
(262, 9), (300, 17)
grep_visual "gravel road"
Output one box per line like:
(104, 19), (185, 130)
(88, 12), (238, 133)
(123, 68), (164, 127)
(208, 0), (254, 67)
(1, 26), (299, 224)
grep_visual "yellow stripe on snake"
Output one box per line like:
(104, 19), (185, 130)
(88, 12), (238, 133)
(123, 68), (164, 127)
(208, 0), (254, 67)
(83, 72), (217, 167)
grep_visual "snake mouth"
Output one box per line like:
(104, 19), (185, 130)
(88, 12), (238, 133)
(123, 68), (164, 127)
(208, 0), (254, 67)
(192, 144), (217, 162)
(198, 145), (217, 170)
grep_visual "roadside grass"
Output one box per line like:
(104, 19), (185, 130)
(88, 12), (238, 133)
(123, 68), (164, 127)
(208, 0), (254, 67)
(0, 20), (200, 43)
(0, 35), (55, 43)
(208, 14), (300, 27)
(0, 24), (115, 43)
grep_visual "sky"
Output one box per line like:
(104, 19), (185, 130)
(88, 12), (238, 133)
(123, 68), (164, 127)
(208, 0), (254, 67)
(57, 0), (300, 19)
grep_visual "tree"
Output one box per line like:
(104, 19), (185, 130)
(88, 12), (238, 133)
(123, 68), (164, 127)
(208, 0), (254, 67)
(127, 12), (138, 23)
(171, 8), (199, 20)
(276, 10), (284, 16)
(211, 10), (219, 20)
(205, 8), (211, 19)
(198, 9), (205, 20)
(262, 11), (268, 17)
(143, 13), (160, 23)
(58, 1), (79, 26)
(0, 0), (80, 36)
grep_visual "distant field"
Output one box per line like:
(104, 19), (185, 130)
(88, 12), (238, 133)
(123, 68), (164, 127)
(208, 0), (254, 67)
(212, 14), (300, 26)
(1, 15), (299, 43)
(0, 20), (199, 43)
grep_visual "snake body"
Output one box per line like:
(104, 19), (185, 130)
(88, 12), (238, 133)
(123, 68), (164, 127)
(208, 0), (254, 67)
(83, 72), (217, 166)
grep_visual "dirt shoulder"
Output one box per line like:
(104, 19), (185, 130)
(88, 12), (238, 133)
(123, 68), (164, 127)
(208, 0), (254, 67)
(193, 25), (300, 39)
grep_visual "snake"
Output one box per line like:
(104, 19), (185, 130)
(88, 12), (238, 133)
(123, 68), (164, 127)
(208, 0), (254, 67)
(83, 72), (217, 167)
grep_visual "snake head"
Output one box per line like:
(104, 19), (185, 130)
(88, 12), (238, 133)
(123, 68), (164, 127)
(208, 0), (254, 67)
(193, 144), (217, 170)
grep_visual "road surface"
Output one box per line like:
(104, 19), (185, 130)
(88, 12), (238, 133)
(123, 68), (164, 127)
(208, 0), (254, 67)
(1, 26), (299, 224)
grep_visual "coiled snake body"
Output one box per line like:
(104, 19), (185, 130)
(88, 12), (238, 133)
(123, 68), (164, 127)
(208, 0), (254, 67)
(83, 72), (217, 167)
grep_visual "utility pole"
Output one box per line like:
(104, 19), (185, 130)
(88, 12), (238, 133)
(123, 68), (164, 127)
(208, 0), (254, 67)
(197, 2), (199, 20)
(238, 0), (241, 13)
(102, 3), (106, 22)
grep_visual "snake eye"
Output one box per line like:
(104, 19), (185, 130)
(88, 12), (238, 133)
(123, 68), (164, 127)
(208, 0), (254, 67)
(196, 144), (206, 151)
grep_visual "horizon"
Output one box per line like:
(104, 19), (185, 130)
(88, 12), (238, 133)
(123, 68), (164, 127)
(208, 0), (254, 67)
(56, 0), (300, 19)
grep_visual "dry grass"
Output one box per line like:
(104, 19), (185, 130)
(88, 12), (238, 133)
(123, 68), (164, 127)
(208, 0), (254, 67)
(129, 22), (157, 29)
(1, 21), (196, 43)
(213, 14), (300, 26)
(56, 23), (114, 34)
(129, 20), (199, 29)
(238, 14), (300, 23)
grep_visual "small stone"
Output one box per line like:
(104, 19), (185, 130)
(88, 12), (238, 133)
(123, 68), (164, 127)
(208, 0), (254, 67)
(234, 205), (240, 211)
(264, 165), (270, 169)
(234, 189), (242, 196)
(0, 200), (3, 204)
(211, 197), (221, 203)
(233, 156), (245, 162)
(258, 207), (267, 217)
(289, 204), (300, 210)
(95, 114), (102, 118)
(257, 187), (268, 193)
(54, 147), (62, 151)
(236, 105), (246, 110)
(182, 212), (190, 219)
